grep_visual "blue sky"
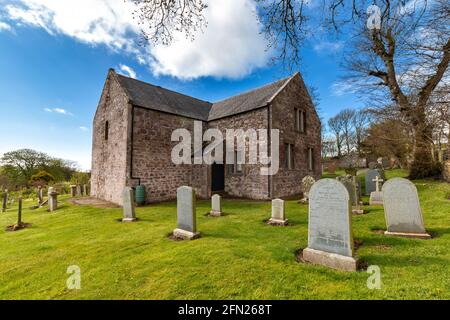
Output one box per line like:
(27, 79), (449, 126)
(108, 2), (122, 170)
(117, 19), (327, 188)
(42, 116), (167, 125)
(0, 0), (363, 170)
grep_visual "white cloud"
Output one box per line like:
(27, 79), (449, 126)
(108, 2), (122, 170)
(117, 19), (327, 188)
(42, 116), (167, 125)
(79, 126), (89, 132)
(118, 64), (137, 79)
(313, 40), (344, 54)
(0, 21), (12, 31)
(149, 0), (269, 79)
(4, 0), (269, 79)
(44, 107), (73, 116)
(330, 81), (357, 97)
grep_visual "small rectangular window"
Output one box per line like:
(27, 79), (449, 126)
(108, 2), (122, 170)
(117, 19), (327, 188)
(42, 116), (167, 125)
(294, 108), (300, 131)
(104, 121), (109, 141)
(308, 147), (314, 171)
(300, 111), (306, 133)
(285, 144), (294, 170)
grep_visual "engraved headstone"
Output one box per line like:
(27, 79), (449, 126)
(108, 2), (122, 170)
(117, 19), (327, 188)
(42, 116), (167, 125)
(382, 178), (430, 239)
(122, 187), (136, 222)
(173, 186), (200, 240)
(302, 179), (358, 272)
(369, 176), (384, 205)
(268, 199), (288, 226)
(209, 194), (222, 217)
(48, 187), (58, 212)
(299, 175), (316, 203)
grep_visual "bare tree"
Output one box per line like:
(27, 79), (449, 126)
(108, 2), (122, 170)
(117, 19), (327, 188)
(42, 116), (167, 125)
(131, 0), (208, 45)
(352, 108), (371, 156)
(328, 115), (344, 157)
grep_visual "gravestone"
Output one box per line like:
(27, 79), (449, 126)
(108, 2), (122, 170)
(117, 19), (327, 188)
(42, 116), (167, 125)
(70, 185), (77, 197)
(83, 184), (89, 196)
(327, 162), (336, 174)
(173, 186), (200, 240)
(268, 199), (288, 226)
(336, 175), (364, 214)
(76, 185), (82, 197)
(2, 190), (8, 213)
(382, 178), (431, 239)
(365, 169), (385, 195)
(37, 186), (43, 205)
(209, 194), (222, 217)
(17, 197), (23, 227)
(369, 176), (384, 205)
(122, 187), (136, 222)
(48, 187), (58, 212)
(299, 175), (316, 204)
(302, 179), (358, 272)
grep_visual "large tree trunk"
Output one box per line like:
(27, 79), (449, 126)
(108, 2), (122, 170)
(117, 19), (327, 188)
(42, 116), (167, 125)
(409, 121), (436, 179)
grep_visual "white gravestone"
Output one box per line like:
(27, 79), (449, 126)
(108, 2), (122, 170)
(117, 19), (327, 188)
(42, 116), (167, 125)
(382, 178), (431, 239)
(209, 194), (222, 217)
(122, 187), (137, 222)
(369, 176), (384, 205)
(303, 179), (358, 272)
(268, 199), (288, 226)
(173, 186), (200, 240)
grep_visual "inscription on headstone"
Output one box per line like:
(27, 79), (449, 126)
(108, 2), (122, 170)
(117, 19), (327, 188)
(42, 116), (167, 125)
(302, 179), (358, 271)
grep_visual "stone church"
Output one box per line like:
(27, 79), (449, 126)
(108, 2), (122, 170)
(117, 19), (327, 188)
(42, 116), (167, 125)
(91, 69), (322, 205)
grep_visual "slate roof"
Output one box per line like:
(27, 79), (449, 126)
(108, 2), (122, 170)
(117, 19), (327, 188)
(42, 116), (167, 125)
(114, 70), (294, 121)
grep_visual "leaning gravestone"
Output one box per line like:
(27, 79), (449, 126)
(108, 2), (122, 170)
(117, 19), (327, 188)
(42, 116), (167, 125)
(382, 178), (431, 239)
(122, 187), (137, 222)
(268, 199), (288, 226)
(302, 179), (358, 272)
(209, 194), (222, 217)
(173, 186), (200, 240)
(48, 187), (58, 212)
(299, 175), (316, 204)
(365, 169), (385, 195)
(336, 175), (364, 214)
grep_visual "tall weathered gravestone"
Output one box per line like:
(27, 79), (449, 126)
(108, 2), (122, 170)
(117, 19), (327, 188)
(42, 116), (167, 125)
(173, 186), (200, 240)
(336, 175), (364, 214)
(122, 187), (137, 222)
(37, 186), (43, 205)
(48, 187), (58, 212)
(299, 175), (316, 204)
(268, 199), (288, 226)
(382, 178), (431, 239)
(365, 169), (385, 195)
(76, 185), (82, 197)
(209, 194), (222, 217)
(303, 179), (358, 272)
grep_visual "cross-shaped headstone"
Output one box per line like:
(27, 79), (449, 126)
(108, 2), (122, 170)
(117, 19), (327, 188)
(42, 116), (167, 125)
(372, 176), (384, 192)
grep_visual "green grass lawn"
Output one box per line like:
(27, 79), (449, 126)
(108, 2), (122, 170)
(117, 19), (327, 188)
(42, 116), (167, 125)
(0, 170), (449, 300)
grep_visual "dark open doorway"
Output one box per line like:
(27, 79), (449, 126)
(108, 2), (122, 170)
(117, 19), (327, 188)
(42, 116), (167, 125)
(211, 162), (225, 192)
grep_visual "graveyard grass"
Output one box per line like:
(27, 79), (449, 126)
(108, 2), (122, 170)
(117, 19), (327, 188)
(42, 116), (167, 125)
(0, 170), (449, 299)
